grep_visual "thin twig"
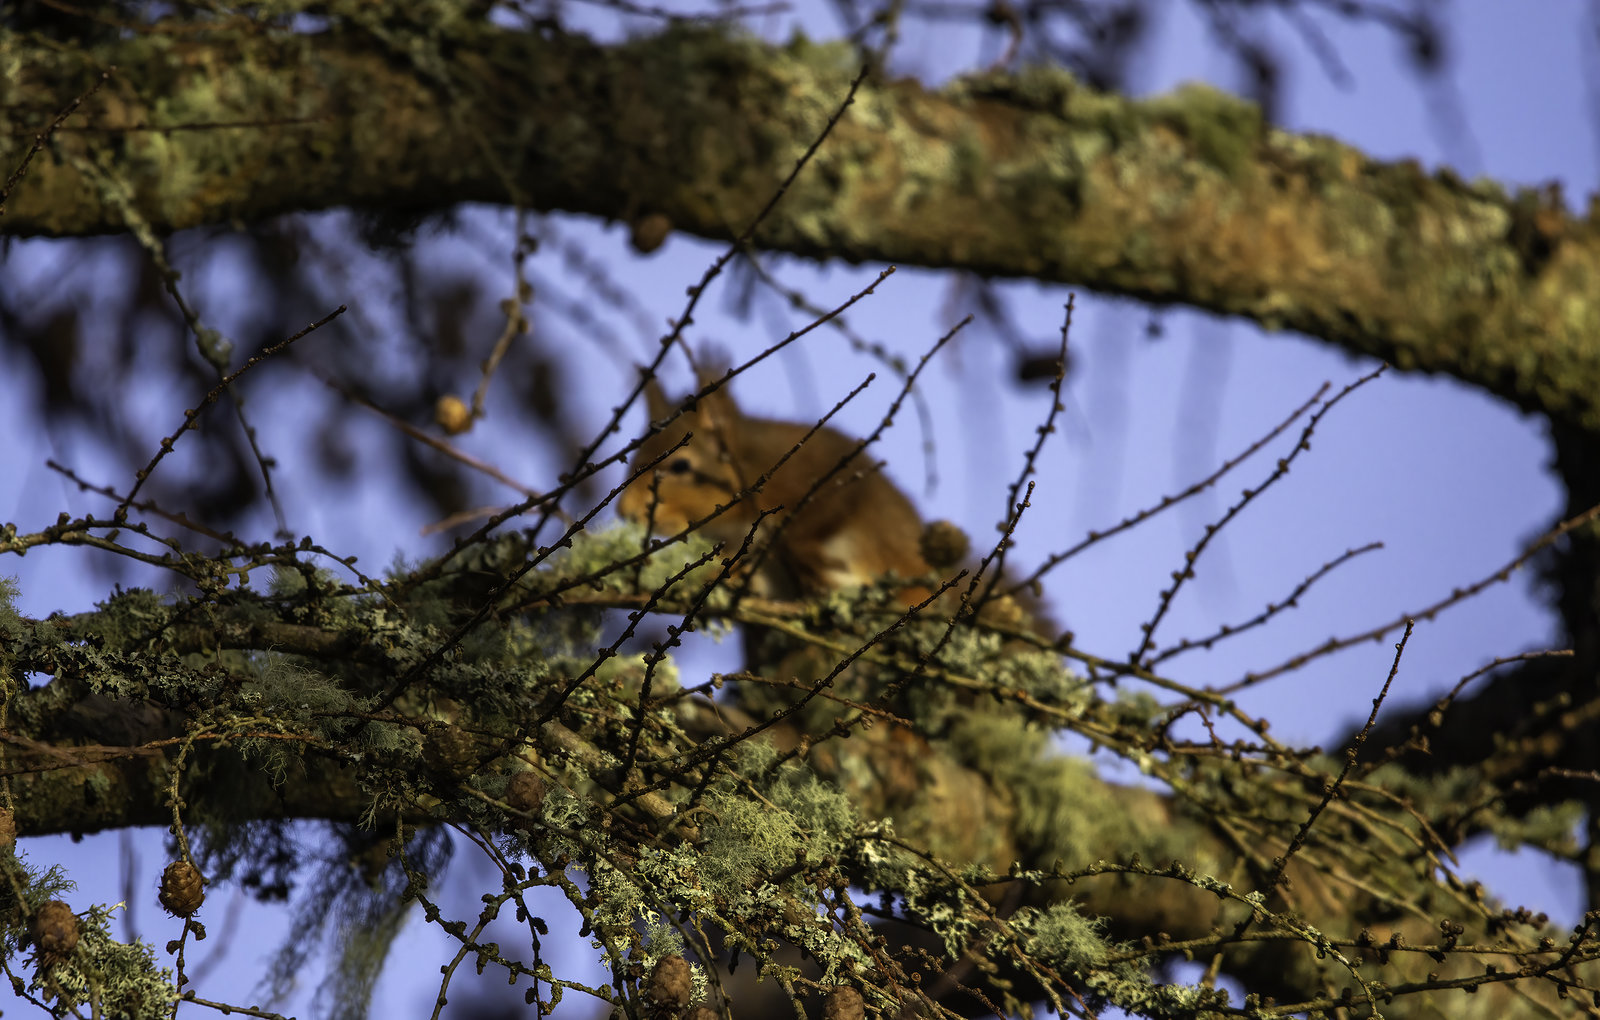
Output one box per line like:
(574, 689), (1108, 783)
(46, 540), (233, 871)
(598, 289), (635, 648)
(1264, 619), (1413, 899)
(528, 62), (876, 552)
(0, 68), (113, 215)
(1219, 497), (1600, 693)
(116, 307), (346, 521)
(1132, 366), (1384, 667)
(1150, 541), (1384, 666)
(974, 297), (1074, 613)
(1005, 379), (1332, 597)
(315, 371), (570, 524)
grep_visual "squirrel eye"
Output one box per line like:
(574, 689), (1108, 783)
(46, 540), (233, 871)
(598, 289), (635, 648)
(665, 456), (694, 476)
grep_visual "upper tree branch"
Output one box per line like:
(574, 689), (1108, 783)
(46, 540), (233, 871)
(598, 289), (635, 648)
(5, 23), (1599, 429)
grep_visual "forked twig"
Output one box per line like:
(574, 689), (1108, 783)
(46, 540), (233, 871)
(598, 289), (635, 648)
(1150, 541), (1384, 666)
(1218, 497), (1600, 694)
(116, 309), (346, 522)
(1131, 366), (1385, 667)
(1005, 380), (1332, 598)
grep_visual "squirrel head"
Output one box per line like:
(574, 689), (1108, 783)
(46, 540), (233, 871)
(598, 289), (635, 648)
(618, 370), (931, 599)
(617, 375), (758, 541)
(619, 370), (1057, 640)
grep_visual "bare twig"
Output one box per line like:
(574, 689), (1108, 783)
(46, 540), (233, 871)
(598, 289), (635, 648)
(1132, 366), (1385, 667)
(1219, 498), (1600, 693)
(1006, 379), (1332, 597)
(116, 308), (346, 522)
(1150, 541), (1384, 666)
(0, 67), (112, 215)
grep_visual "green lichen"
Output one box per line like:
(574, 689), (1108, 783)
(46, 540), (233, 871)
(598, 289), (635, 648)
(1004, 900), (1235, 1017)
(947, 62), (1083, 115)
(27, 904), (175, 1020)
(0, 575), (19, 685)
(546, 521), (725, 603)
(696, 742), (858, 898)
(1, 859), (76, 956)
(1141, 81), (1263, 178)
(0, 574), (20, 628)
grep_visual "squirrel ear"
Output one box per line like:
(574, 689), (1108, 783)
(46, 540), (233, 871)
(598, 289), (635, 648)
(695, 379), (744, 428)
(693, 359), (743, 421)
(696, 346), (732, 388)
(644, 377), (673, 420)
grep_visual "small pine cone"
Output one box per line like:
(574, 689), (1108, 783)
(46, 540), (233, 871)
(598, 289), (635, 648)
(645, 954), (693, 1013)
(629, 213), (672, 255)
(423, 723), (478, 778)
(823, 986), (865, 1020)
(30, 900), (79, 959)
(505, 771), (547, 823)
(0, 807), (15, 852)
(159, 861), (206, 918)
(919, 520), (970, 570)
(434, 394), (473, 436)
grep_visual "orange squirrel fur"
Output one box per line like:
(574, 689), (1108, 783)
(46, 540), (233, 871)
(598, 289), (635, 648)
(618, 375), (930, 602)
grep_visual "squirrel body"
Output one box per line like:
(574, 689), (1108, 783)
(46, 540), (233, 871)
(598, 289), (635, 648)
(619, 378), (929, 601)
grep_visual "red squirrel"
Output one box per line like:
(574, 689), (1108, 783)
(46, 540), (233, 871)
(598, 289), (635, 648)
(618, 374), (931, 603)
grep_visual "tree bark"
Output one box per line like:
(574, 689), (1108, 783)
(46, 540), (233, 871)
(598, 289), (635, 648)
(4, 585), (1594, 1018)
(8, 24), (1600, 430)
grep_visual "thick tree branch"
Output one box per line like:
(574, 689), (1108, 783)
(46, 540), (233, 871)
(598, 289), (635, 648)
(6, 24), (1600, 430)
(3, 576), (1594, 1018)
